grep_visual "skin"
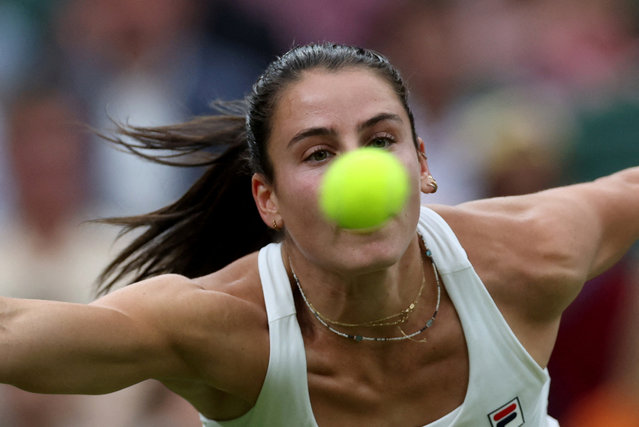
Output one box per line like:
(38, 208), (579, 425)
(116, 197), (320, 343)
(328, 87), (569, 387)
(0, 67), (638, 425)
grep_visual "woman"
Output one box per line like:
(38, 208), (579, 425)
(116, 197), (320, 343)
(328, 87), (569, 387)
(1, 43), (637, 426)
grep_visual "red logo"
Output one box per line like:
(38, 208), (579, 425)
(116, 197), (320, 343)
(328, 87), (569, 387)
(488, 397), (524, 427)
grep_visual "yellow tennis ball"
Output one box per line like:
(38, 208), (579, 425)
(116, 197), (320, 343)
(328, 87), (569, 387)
(319, 147), (410, 230)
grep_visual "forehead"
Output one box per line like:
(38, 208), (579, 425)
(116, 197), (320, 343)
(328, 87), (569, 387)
(269, 67), (407, 144)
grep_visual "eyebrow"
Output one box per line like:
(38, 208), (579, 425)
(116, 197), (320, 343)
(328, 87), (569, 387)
(287, 113), (403, 148)
(288, 127), (336, 148)
(357, 113), (403, 132)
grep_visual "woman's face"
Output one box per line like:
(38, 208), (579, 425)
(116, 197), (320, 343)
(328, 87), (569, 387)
(252, 67), (430, 274)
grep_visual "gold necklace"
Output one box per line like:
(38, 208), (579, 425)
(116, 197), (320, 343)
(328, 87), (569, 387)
(289, 245), (441, 343)
(299, 269), (426, 328)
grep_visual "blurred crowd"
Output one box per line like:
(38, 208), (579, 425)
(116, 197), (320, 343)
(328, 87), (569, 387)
(0, 0), (637, 425)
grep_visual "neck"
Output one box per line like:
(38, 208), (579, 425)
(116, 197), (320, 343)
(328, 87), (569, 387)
(284, 236), (426, 326)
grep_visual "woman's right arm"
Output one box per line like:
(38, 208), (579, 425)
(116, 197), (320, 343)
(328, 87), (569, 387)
(0, 272), (264, 398)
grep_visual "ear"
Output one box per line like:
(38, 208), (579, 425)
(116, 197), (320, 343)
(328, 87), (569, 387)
(252, 173), (281, 228)
(417, 138), (436, 194)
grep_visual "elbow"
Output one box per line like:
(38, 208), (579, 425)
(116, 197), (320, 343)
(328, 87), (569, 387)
(520, 214), (591, 313)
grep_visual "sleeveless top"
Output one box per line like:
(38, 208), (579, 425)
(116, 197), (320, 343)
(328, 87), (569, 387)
(201, 206), (560, 426)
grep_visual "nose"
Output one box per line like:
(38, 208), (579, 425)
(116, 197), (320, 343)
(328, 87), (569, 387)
(337, 137), (365, 156)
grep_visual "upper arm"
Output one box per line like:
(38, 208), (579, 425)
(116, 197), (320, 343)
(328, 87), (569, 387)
(515, 167), (639, 284)
(0, 273), (259, 396)
(0, 275), (187, 394)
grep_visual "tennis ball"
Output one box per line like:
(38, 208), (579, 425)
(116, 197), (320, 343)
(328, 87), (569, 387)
(319, 147), (410, 230)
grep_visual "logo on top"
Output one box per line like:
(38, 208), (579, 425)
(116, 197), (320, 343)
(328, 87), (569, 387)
(487, 397), (524, 427)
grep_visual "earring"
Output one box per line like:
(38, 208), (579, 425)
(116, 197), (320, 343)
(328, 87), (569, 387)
(428, 175), (438, 193)
(272, 219), (280, 230)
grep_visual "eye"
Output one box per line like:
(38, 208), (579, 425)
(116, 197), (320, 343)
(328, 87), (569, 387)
(304, 147), (334, 163)
(368, 134), (395, 149)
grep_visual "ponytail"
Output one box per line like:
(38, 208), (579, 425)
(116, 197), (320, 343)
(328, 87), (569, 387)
(95, 108), (275, 295)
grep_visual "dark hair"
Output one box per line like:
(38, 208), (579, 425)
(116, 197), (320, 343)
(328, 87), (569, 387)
(246, 43), (417, 182)
(96, 42), (416, 295)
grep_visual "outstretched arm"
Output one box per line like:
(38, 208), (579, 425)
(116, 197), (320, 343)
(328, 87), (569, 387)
(0, 275), (193, 394)
(579, 166), (639, 278)
(0, 273), (262, 398)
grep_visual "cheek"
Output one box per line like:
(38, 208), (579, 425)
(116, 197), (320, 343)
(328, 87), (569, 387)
(276, 169), (323, 220)
(399, 154), (423, 195)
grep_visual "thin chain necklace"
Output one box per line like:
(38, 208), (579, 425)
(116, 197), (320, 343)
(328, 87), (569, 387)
(289, 247), (442, 343)
(304, 270), (426, 328)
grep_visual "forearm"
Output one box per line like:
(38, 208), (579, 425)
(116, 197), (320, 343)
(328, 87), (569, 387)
(0, 296), (159, 394)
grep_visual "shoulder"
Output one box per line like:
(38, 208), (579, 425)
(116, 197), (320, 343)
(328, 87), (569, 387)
(95, 251), (265, 318)
(426, 172), (639, 366)
(432, 167), (639, 303)
(429, 196), (586, 320)
(93, 252), (268, 395)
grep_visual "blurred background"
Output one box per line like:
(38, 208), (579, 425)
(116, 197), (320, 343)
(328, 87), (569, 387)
(0, 0), (637, 425)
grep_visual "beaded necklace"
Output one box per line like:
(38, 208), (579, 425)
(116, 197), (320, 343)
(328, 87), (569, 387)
(289, 247), (442, 343)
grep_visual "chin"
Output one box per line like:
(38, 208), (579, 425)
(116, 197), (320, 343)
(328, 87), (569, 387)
(339, 248), (403, 275)
(334, 223), (413, 271)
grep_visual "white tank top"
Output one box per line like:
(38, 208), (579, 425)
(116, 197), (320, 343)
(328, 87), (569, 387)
(201, 207), (560, 426)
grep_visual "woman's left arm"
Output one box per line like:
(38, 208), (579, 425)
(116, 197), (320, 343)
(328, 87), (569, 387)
(438, 166), (639, 316)
(552, 166), (639, 280)
(434, 167), (637, 366)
